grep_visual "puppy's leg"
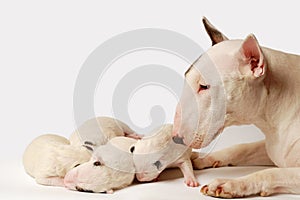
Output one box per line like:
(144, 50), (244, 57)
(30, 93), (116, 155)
(201, 168), (300, 198)
(192, 140), (274, 169)
(36, 176), (64, 187)
(178, 159), (200, 187)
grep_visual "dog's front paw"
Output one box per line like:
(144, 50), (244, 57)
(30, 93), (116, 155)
(200, 178), (259, 198)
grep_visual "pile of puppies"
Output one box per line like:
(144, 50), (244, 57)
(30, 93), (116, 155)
(23, 117), (199, 193)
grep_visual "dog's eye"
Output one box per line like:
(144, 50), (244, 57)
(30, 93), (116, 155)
(93, 161), (102, 166)
(198, 84), (210, 93)
(153, 160), (162, 170)
(73, 164), (80, 168)
(130, 146), (135, 153)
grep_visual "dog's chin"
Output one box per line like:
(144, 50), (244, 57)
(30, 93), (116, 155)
(190, 140), (202, 149)
(187, 131), (206, 149)
(189, 130), (222, 149)
(189, 136), (204, 149)
(190, 138), (215, 149)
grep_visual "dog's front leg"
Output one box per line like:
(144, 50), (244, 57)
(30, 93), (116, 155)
(192, 140), (274, 169)
(201, 167), (300, 198)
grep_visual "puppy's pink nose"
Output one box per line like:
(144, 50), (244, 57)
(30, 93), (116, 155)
(64, 171), (78, 189)
(136, 173), (144, 181)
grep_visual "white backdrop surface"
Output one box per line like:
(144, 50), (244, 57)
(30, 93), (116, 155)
(0, 1), (299, 199)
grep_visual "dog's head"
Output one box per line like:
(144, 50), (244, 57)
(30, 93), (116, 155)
(173, 17), (267, 149)
(64, 137), (136, 193)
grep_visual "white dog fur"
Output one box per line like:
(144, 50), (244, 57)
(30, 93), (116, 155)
(132, 124), (199, 187)
(23, 116), (140, 187)
(64, 136), (137, 193)
(23, 134), (91, 186)
(172, 17), (300, 197)
(69, 116), (141, 146)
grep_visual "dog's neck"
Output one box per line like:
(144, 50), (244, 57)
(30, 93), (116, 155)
(252, 48), (300, 135)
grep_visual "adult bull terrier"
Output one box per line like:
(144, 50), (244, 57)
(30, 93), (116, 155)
(172, 17), (300, 198)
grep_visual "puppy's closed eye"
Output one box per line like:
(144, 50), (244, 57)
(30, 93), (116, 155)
(130, 146), (135, 153)
(84, 141), (95, 146)
(83, 145), (93, 151)
(83, 141), (95, 152)
(73, 164), (81, 168)
(93, 161), (102, 166)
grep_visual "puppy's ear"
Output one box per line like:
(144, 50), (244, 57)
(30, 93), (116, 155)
(239, 34), (265, 78)
(202, 17), (228, 46)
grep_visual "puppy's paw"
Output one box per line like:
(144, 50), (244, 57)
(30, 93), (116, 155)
(184, 176), (200, 187)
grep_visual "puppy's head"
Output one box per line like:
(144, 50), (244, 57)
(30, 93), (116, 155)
(132, 124), (187, 182)
(64, 156), (134, 194)
(64, 137), (136, 193)
(131, 139), (165, 182)
(173, 17), (267, 149)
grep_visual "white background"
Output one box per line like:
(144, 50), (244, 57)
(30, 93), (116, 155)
(1, 1), (300, 199)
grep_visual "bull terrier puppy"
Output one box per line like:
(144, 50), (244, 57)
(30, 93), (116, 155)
(23, 117), (140, 187)
(64, 137), (137, 193)
(69, 116), (141, 146)
(173, 17), (300, 198)
(23, 134), (91, 186)
(132, 124), (199, 187)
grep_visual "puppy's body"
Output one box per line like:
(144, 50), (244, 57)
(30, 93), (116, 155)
(23, 134), (91, 186)
(173, 18), (300, 197)
(69, 116), (141, 146)
(64, 137), (137, 193)
(133, 124), (199, 187)
(23, 117), (140, 187)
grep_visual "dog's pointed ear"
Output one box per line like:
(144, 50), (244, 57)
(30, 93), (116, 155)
(239, 34), (265, 78)
(202, 17), (229, 46)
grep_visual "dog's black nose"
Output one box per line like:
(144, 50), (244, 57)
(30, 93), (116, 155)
(172, 136), (185, 145)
